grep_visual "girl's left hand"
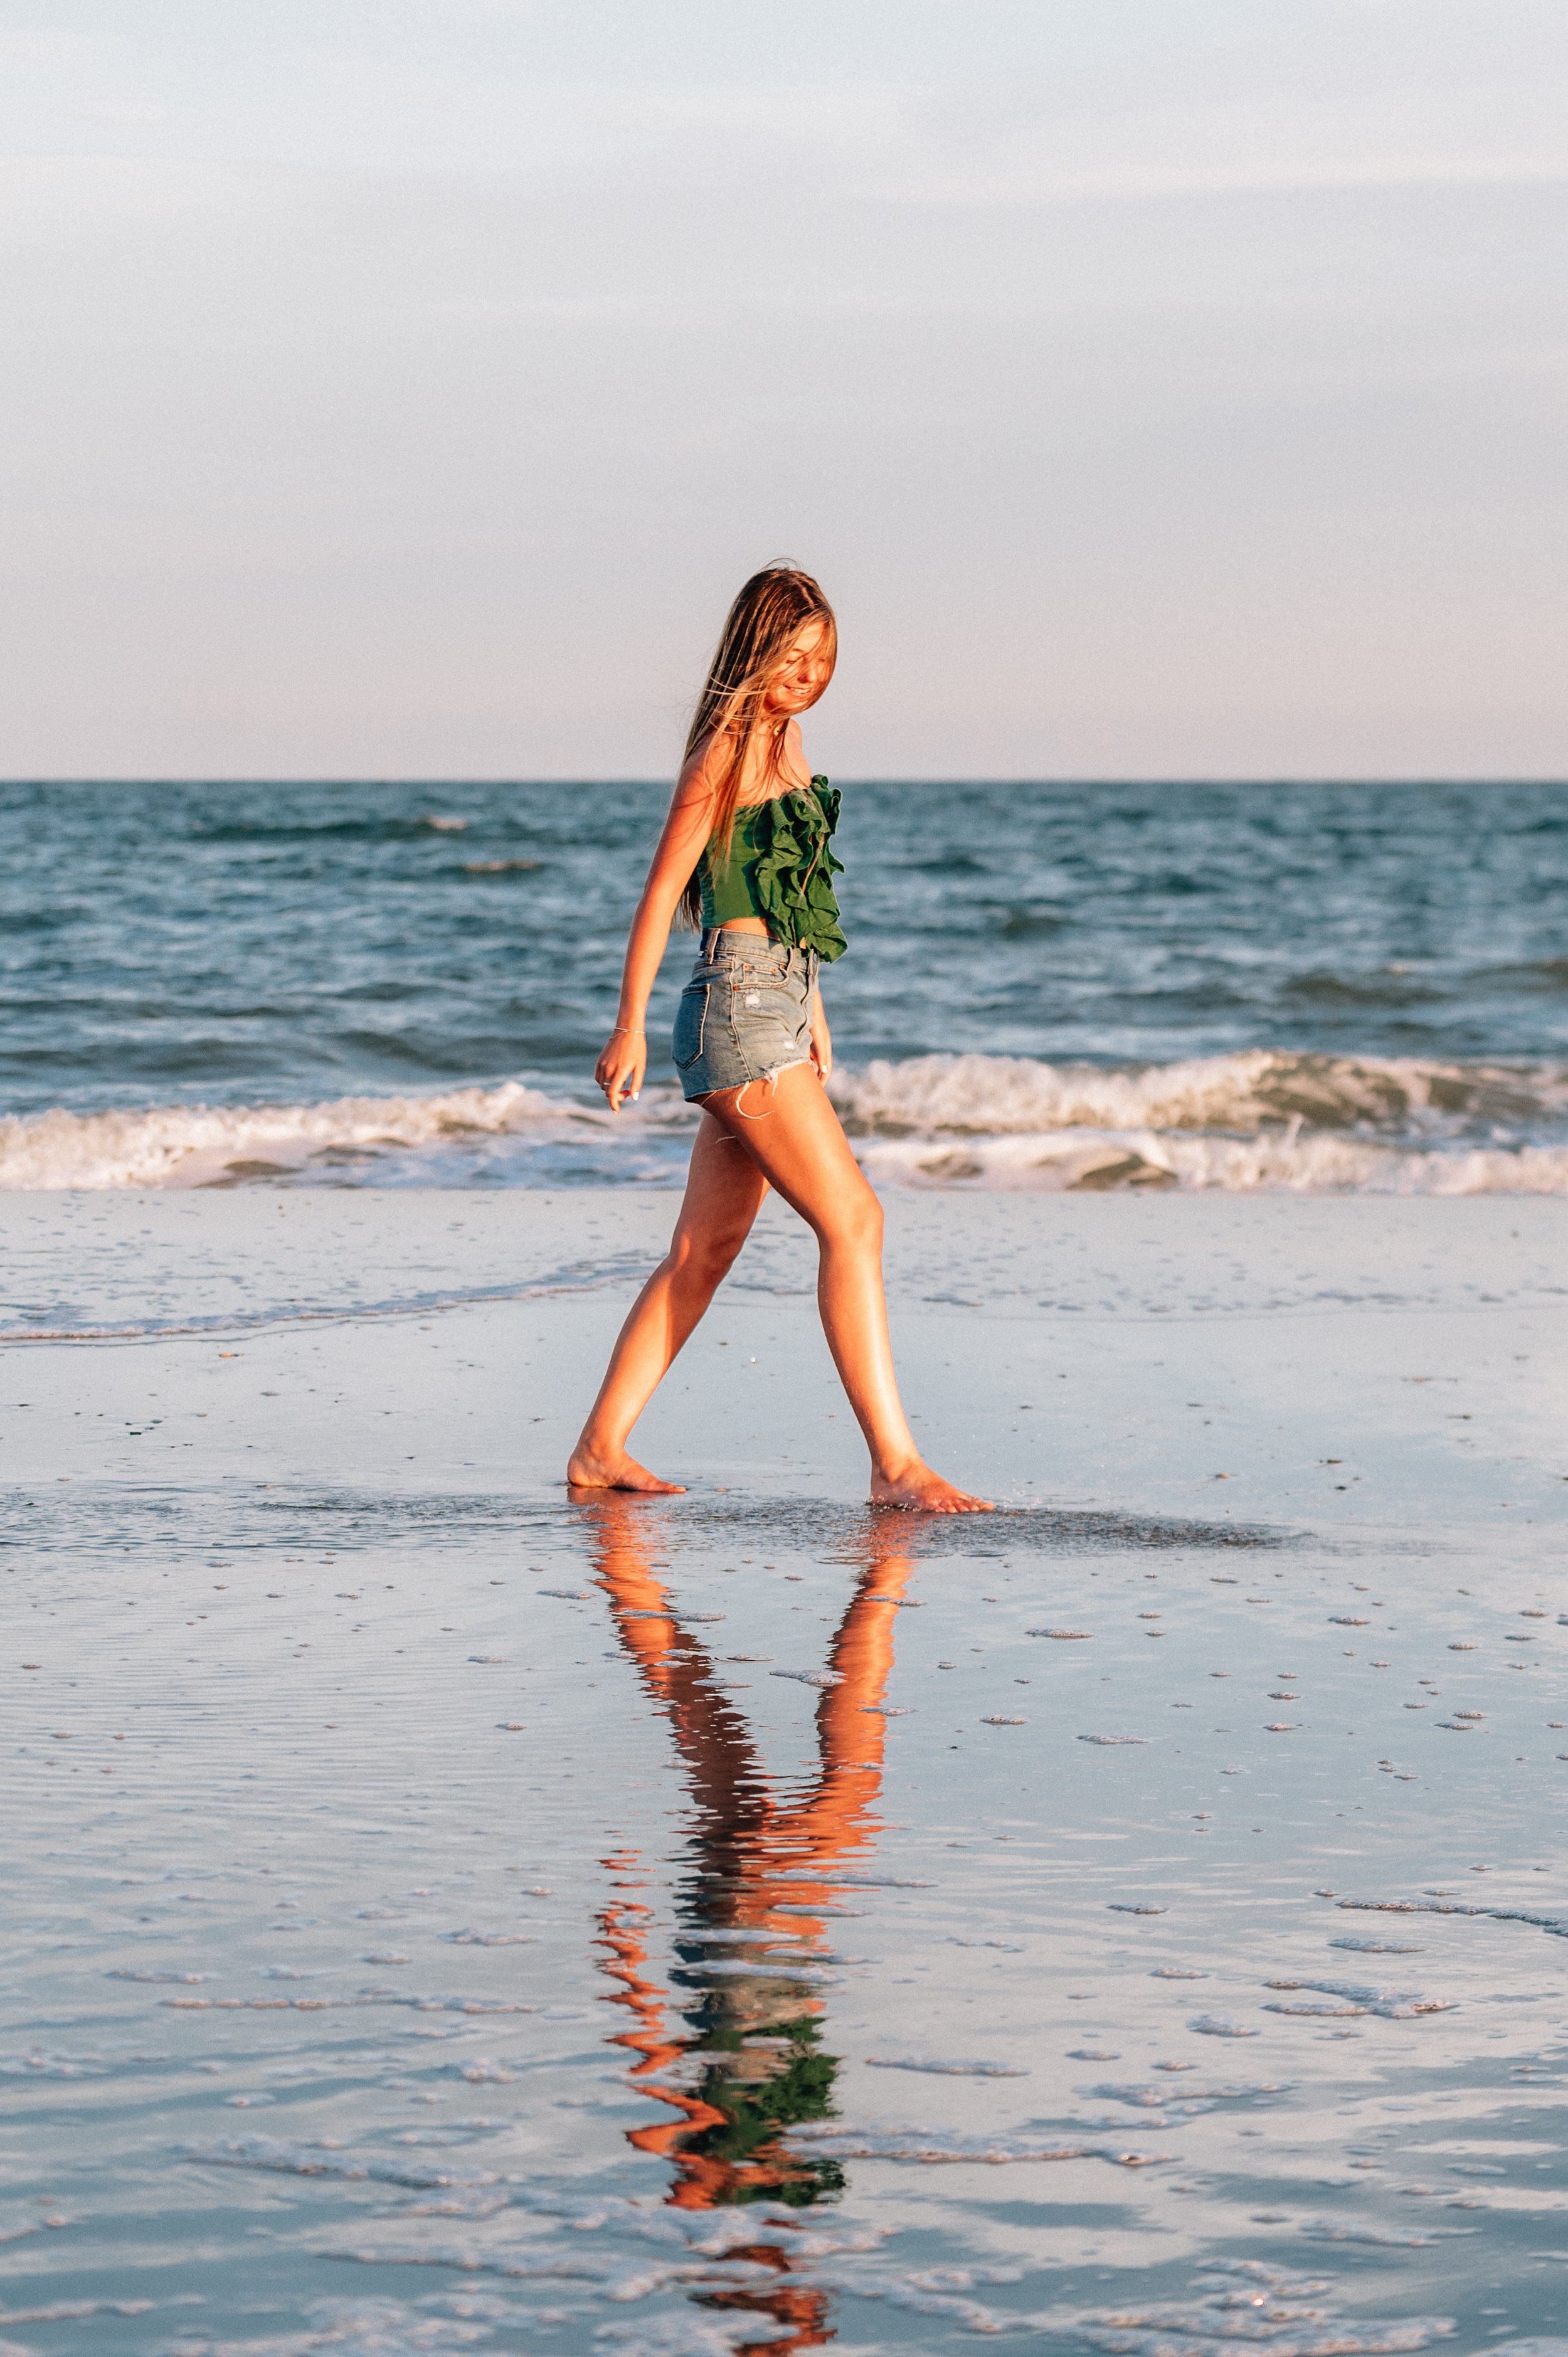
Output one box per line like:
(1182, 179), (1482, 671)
(595, 1029), (647, 1111)
(809, 993), (832, 1083)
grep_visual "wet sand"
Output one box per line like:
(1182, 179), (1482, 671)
(4, 1192), (1567, 2356)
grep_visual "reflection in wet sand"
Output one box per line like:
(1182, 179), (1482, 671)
(579, 1496), (919, 2353)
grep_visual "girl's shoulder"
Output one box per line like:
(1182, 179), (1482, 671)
(672, 731), (726, 808)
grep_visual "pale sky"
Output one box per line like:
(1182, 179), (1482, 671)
(3, 1), (1565, 778)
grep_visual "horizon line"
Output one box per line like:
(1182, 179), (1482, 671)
(4, 775), (1566, 790)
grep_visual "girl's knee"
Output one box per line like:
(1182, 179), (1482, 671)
(821, 1184), (882, 1254)
(669, 1226), (748, 1286)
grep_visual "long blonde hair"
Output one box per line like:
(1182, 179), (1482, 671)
(678, 564), (837, 929)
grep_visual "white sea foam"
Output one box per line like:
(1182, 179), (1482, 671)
(0, 1082), (568, 1190)
(860, 1128), (1568, 1193)
(10, 1046), (1568, 1192)
(1263, 1978), (1452, 2019)
(831, 1048), (1568, 1141)
(832, 1049), (1568, 1194)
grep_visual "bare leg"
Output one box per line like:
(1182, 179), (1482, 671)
(566, 1112), (769, 1491)
(704, 1064), (992, 1512)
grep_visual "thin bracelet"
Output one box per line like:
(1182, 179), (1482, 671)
(608, 1024), (644, 1036)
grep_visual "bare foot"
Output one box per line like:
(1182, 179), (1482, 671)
(871, 1461), (994, 1513)
(566, 1444), (686, 1495)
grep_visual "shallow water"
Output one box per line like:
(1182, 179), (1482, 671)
(9, 1471), (1566, 2355)
(6, 779), (1568, 1191)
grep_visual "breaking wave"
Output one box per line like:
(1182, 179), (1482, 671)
(830, 1049), (1568, 1195)
(0, 1081), (585, 1190)
(829, 1047), (1568, 1139)
(5, 1049), (1568, 1192)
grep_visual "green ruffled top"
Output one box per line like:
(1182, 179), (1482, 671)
(696, 776), (847, 961)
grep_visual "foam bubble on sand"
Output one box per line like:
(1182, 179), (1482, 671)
(190, 2134), (504, 2192)
(1, 2049), (105, 2079)
(1264, 1979), (1451, 2018)
(1300, 2222), (1473, 2247)
(788, 2264), (1030, 2335)
(105, 1968), (206, 1983)
(595, 2319), (794, 2354)
(347, 2252), (746, 2304)
(166, 1991), (538, 2015)
(865, 2056), (1028, 2077)
(0, 2301), (155, 2325)
(1088, 2079), (1286, 2112)
(1066, 2256), (1454, 2354)
(787, 2122), (1166, 2165)
(1337, 1899), (1568, 1941)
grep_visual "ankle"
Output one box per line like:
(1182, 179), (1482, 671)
(872, 1449), (924, 1483)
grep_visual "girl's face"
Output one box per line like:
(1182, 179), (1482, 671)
(765, 619), (834, 716)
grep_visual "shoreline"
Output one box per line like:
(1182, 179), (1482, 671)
(6, 1191), (1565, 1543)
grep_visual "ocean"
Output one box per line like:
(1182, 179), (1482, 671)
(3, 776), (1567, 1192)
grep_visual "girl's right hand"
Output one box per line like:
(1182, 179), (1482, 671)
(596, 1029), (646, 1112)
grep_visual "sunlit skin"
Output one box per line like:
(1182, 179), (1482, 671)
(567, 619), (993, 1513)
(581, 1493), (920, 2346)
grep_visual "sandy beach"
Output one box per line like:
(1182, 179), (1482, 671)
(7, 1191), (1566, 2353)
(8, 1189), (1567, 1522)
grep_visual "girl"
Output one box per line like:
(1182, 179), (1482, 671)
(566, 564), (992, 1512)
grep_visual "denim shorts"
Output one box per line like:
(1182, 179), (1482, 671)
(672, 930), (819, 1102)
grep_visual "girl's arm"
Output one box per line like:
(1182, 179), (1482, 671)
(595, 758), (717, 1111)
(809, 987), (832, 1082)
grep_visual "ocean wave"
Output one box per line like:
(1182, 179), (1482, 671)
(825, 1048), (1568, 1192)
(188, 813), (472, 842)
(0, 1081), (583, 1189)
(6, 1050), (1568, 1192)
(856, 1126), (1568, 1194)
(828, 1049), (1568, 1140)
